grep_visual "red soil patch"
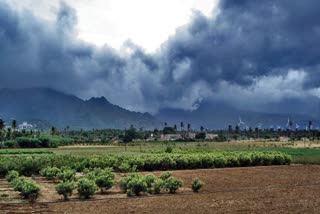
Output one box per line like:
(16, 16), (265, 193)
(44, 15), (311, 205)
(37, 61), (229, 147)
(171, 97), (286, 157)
(1, 165), (320, 213)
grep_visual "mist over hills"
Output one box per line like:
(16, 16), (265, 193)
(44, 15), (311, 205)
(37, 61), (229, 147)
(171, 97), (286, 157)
(0, 88), (160, 130)
(0, 88), (318, 130)
(156, 101), (319, 130)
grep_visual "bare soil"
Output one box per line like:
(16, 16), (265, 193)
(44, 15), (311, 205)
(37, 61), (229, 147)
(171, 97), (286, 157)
(1, 165), (320, 213)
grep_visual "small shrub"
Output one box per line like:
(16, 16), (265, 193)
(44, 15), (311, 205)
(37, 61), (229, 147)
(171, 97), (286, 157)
(95, 175), (114, 193)
(20, 179), (40, 201)
(56, 181), (75, 200)
(40, 167), (60, 180)
(119, 173), (139, 192)
(160, 171), (172, 180)
(145, 174), (156, 187)
(12, 177), (28, 192)
(165, 146), (173, 153)
(126, 176), (147, 196)
(77, 178), (97, 199)
(144, 173), (157, 194)
(163, 177), (183, 193)
(153, 178), (164, 194)
(58, 169), (76, 182)
(191, 177), (204, 192)
(118, 173), (147, 196)
(6, 170), (19, 182)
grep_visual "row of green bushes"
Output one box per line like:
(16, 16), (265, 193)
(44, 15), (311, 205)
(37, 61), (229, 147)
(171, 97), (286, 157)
(0, 149), (53, 155)
(6, 167), (203, 201)
(0, 152), (291, 177)
(0, 135), (73, 148)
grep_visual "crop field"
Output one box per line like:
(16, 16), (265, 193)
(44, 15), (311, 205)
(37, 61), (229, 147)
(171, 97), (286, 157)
(1, 165), (320, 213)
(1, 140), (320, 164)
(1, 141), (320, 213)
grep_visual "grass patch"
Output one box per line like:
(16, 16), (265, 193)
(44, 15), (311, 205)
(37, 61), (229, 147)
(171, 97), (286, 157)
(0, 149), (54, 155)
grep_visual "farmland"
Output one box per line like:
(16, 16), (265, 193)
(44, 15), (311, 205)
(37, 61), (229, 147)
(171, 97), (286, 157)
(1, 140), (320, 213)
(1, 165), (320, 213)
(1, 140), (320, 164)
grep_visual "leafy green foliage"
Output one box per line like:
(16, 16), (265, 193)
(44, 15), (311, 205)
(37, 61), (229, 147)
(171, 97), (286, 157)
(160, 171), (172, 180)
(145, 174), (156, 187)
(40, 167), (61, 180)
(95, 175), (114, 193)
(0, 151), (292, 177)
(191, 177), (204, 192)
(125, 174), (147, 196)
(153, 178), (164, 194)
(55, 181), (75, 200)
(0, 149), (53, 154)
(5, 170), (19, 182)
(77, 178), (97, 199)
(11, 177), (40, 201)
(12, 177), (28, 192)
(20, 179), (40, 201)
(119, 173), (139, 192)
(144, 173), (157, 193)
(58, 169), (76, 182)
(85, 168), (115, 193)
(163, 177), (183, 193)
(121, 128), (141, 143)
(165, 146), (173, 153)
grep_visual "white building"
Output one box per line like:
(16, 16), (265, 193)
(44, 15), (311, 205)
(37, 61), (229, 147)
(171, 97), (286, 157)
(18, 122), (34, 130)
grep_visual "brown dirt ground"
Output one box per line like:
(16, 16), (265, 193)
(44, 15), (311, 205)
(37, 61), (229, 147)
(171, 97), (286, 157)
(1, 165), (320, 213)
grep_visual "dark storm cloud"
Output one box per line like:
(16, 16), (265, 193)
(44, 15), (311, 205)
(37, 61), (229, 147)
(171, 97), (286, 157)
(0, 0), (320, 113)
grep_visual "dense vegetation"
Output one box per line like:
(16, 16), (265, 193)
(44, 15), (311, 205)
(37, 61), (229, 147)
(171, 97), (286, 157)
(2, 118), (320, 149)
(0, 151), (291, 177)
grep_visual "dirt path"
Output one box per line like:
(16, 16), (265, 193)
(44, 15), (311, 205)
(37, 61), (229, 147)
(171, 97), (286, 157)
(1, 165), (320, 213)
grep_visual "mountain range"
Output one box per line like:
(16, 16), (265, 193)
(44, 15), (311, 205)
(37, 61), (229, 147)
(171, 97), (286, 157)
(0, 88), (318, 130)
(0, 88), (160, 130)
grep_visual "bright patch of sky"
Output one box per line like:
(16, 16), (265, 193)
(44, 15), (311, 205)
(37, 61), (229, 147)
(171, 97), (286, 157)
(8, 0), (218, 52)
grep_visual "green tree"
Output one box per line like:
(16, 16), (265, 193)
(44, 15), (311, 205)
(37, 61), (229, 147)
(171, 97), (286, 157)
(163, 177), (183, 193)
(12, 120), (17, 130)
(174, 124), (177, 130)
(77, 178), (97, 199)
(95, 173), (115, 193)
(51, 127), (56, 135)
(56, 181), (75, 200)
(195, 132), (206, 140)
(0, 119), (5, 130)
(122, 127), (139, 143)
(5, 170), (19, 182)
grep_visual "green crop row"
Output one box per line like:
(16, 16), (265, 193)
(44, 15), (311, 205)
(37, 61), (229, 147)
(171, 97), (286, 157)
(0, 149), (53, 155)
(0, 151), (291, 177)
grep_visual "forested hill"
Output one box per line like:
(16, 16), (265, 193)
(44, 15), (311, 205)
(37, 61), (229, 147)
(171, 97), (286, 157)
(0, 88), (160, 130)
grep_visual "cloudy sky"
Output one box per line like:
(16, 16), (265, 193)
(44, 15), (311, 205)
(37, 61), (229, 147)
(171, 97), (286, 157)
(0, 0), (320, 114)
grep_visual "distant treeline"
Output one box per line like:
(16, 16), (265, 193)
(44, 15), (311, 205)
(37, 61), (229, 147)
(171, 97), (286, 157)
(1, 124), (320, 149)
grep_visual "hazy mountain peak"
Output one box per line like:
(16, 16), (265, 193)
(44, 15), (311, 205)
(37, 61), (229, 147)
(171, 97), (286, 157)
(0, 88), (160, 130)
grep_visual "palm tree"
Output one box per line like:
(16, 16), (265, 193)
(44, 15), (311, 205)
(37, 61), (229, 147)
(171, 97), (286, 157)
(0, 119), (4, 131)
(51, 126), (56, 135)
(180, 122), (184, 131)
(12, 120), (17, 130)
